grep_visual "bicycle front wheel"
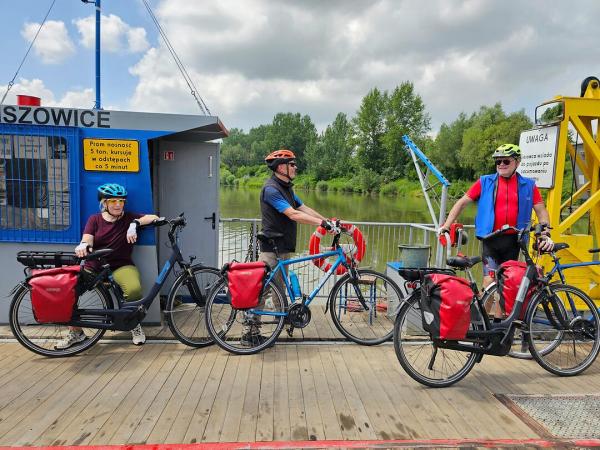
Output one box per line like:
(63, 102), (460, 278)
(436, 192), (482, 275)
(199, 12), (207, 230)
(329, 269), (400, 345)
(393, 291), (479, 388)
(9, 284), (112, 357)
(164, 265), (223, 348)
(205, 278), (287, 355)
(527, 283), (600, 376)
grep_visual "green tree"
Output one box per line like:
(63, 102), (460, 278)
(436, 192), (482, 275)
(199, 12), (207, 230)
(353, 88), (388, 174)
(382, 82), (431, 179)
(430, 112), (474, 180)
(264, 112), (317, 171)
(306, 113), (354, 180)
(460, 104), (532, 175)
(247, 124), (271, 165)
(221, 143), (251, 168)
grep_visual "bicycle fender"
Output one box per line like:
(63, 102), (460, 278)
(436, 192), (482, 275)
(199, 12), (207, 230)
(7, 281), (29, 298)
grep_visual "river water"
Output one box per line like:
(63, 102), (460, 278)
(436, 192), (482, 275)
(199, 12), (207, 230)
(220, 186), (476, 223)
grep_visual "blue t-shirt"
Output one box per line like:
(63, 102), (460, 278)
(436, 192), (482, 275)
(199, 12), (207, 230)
(263, 186), (303, 213)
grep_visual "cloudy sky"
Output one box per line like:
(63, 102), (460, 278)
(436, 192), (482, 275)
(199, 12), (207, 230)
(0, 0), (597, 133)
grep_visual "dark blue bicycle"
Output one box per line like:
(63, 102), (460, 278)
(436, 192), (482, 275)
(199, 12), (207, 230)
(497, 239), (600, 359)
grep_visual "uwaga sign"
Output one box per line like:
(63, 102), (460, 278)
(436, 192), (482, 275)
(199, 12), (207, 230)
(518, 125), (559, 189)
(83, 139), (139, 172)
(0, 105), (111, 128)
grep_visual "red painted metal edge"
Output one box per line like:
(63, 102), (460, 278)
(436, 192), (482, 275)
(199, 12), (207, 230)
(2, 438), (600, 449)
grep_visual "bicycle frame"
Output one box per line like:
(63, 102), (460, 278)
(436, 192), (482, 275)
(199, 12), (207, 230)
(251, 245), (350, 318)
(69, 221), (198, 331)
(436, 227), (555, 356)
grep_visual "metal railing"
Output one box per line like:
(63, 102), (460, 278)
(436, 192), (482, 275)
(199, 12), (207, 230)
(220, 218), (479, 298)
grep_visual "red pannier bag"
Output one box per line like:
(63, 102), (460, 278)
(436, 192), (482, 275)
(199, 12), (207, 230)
(497, 260), (539, 319)
(420, 273), (473, 340)
(226, 261), (269, 309)
(28, 265), (81, 323)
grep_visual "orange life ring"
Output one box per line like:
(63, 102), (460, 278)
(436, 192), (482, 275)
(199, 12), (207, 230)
(309, 222), (366, 275)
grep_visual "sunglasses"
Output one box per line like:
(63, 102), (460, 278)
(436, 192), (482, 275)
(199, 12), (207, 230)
(106, 198), (126, 205)
(287, 162), (297, 167)
(495, 158), (513, 166)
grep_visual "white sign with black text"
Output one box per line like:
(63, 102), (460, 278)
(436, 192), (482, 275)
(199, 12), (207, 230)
(517, 125), (559, 189)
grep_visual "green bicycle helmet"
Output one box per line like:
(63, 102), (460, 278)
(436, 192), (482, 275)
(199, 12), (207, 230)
(492, 143), (521, 159)
(97, 183), (128, 201)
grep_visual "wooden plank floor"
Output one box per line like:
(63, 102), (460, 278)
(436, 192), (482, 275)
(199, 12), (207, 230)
(0, 340), (599, 446)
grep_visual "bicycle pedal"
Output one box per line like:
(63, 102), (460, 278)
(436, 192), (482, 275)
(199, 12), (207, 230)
(287, 327), (295, 337)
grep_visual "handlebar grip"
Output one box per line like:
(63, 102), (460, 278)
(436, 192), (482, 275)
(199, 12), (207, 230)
(170, 216), (186, 227)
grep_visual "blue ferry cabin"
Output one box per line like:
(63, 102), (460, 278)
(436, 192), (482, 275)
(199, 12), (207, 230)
(0, 96), (228, 323)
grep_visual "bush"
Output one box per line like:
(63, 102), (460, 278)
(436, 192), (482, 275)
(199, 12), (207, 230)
(380, 182), (398, 196)
(316, 180), (329, 191)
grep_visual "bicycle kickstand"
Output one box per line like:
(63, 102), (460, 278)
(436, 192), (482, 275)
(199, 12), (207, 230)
(428, 346), (438, 370)
(287, 324), (295, 338)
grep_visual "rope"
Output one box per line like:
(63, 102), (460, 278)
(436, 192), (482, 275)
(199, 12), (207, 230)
(0, 0), (57, 106)
(141, 0), (211, 115)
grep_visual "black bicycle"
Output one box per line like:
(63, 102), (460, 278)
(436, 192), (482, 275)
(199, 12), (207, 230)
(9, 213), (225, 357)
(393, 224), (600, 387)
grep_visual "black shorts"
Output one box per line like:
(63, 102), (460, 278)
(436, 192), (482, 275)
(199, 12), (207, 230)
(481, 233), (519, 277)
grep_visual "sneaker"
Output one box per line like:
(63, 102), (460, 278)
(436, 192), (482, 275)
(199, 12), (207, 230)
(55, 330), (86, 350)
(240, 332), (274, 348)
(131, 324), (146, 345)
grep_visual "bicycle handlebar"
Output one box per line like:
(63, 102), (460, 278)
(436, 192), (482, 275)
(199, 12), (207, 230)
(480, 223), (551, 241)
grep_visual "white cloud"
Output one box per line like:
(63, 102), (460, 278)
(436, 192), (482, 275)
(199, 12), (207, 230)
(56, 88), (95, 109)
(122, 0), (600, 133)
(20, 20), (75, 64)
(0, 78), (95, 109)
(74, 13), (149, 53)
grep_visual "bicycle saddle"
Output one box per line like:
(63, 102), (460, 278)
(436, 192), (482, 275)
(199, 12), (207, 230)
(398, 267), (456, 281)
(83, 249), (114, 261)
(446, 255), (482, 269)
(256, 231), (284, 242)
(398, 269), (422, 281)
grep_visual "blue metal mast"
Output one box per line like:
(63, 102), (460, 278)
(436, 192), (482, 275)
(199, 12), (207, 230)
(82, 0), (101, 109)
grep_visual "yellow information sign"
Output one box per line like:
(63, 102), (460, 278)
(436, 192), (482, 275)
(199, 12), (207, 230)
(83, 139), (140, 172)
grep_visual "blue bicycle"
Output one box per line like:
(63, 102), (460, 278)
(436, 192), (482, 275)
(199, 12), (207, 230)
(205, 225), (402, 354)
(497, 240), (600, 359)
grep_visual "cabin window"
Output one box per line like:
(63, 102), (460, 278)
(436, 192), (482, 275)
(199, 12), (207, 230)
(0, 126), (80, 242)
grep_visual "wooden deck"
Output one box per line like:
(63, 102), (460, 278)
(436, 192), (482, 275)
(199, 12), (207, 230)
(1, 330), (600, 447)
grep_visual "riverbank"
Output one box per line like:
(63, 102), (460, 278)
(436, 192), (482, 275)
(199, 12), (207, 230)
(220, 165), (472, 199)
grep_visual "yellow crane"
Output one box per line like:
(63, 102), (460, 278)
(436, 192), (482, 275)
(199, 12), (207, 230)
(525, 77), (600, 298)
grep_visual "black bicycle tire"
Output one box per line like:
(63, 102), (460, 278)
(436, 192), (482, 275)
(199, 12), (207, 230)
(205, 278), (287, 355)
(328, 268), (398, 345)
(527, 283), (600, 376)
(164, 265), (223, 348)
(9, 284), (112, 357)
(393, 291), (479, 388)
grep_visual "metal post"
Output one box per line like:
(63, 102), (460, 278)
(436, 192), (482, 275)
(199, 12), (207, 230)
(436, 185), (449, 267)
(95, 0), (101, 110)
(251, 221), (258, 261)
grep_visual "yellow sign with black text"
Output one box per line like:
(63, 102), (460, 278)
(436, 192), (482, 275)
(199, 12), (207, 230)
(83, 139), (140, 172)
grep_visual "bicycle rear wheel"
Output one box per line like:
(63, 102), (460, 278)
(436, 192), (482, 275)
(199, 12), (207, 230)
(393, 291), (479, 387)
(527, 284), (600, 376)
(205, 278), (287, 355)
(329, 269), (399, 345)
(9, 284), (112, 357)
(164, 265), (223, 348)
